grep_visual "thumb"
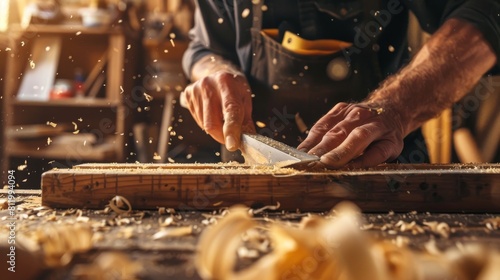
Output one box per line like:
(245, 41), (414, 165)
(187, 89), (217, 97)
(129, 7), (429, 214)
(222, 105), (244, 151)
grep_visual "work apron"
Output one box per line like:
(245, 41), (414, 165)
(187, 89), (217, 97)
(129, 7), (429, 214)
(243, 0), (429, 164)
(249, 0), (383, 146)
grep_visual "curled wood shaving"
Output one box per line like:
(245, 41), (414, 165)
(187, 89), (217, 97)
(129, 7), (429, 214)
(395, 220), (425, 235)
(423, 221), (451, 239)
(195, 202), (500, 280)
(250, 202), (280, 215)
(108, 195), (132, 215)
(30, 224), (93, 267)
(0, 199), (7, 210)
(159, 216), (175, 227)
(483, 217), (500, 230)
(158, 207), (176, 215)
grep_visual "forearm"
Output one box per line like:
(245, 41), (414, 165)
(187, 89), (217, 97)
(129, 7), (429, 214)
(367, 18), (497, 135)
(190, 54), (244, 82)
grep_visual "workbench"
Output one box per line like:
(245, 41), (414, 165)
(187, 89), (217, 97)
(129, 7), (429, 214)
(1, 188), (500, 279)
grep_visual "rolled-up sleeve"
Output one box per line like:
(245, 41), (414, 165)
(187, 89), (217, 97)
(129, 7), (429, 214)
(408, 0), (500, 69)
(445, 0), (500, 67)
(182, 0), (240, 80)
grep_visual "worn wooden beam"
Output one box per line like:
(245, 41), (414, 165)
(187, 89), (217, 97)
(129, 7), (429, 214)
(41, 163), (500, 212)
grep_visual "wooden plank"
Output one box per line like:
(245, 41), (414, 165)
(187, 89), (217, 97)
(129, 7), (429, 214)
(41, 163), (500, 212)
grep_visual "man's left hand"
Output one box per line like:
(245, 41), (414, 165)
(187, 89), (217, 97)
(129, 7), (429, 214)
(297, 102), (405, 169)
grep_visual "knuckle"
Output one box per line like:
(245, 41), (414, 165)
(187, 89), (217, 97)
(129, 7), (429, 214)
(351, 126), (373, 139)
(321, 152), (344, 167)
(197, 77), (214, 93)
(214, 71), (243, 85)
(326, 125), (349, 138)
(223, 104), (243, 123)
(346, 107), (366, 119)
(310, 120), (335, 135)
(332, 102), (349, 111)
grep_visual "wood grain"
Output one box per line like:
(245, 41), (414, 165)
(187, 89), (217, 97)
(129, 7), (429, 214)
(41, 163), (500, 212)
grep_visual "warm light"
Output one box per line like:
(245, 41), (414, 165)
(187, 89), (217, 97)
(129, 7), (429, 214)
(0, 0), (9, 32)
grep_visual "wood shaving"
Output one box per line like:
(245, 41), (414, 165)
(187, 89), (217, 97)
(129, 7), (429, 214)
(143, 92), (153, 102)
(250, 202), (280, 215)
(158, 207), (176, 215)
(159, 216), (175, 227)
(195, 202), (500, 280)
(152, 226), (193, 240)
(17, 164), (28, 171)
(424, 221), (451, 239)
(0, 199), (7, 210)
(483, 217), (500, 230)
(108, 195), (132, 215)
(76, 216), (90, 223)
(32, 224), (93, 267)
(395, 220), (425, 235)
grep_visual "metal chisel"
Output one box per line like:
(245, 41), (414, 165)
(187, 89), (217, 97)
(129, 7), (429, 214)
(240, 133), (319, 169)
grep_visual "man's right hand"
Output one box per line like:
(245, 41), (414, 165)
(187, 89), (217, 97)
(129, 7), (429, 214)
(180, 71), (255, 151)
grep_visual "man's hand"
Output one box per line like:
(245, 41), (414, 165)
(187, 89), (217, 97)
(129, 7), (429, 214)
(298, 102), (405, 169)
(181, 71), (255, 151)
(299, 19), (496, 169)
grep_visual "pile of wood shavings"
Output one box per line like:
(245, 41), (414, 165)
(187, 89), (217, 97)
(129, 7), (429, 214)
(0, 195), (151, 279)
(196, 202), (500, 280)
(69, 162), (304, 176)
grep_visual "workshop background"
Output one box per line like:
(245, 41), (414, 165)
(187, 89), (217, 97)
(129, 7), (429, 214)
(0, 0), (498, 187)
(0, 2), (499, 280)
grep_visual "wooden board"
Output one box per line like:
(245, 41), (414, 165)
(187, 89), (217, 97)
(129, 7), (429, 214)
(41, 163), (500, 212)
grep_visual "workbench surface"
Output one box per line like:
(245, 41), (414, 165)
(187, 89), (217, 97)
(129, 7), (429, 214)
(1, 190), (500, 279)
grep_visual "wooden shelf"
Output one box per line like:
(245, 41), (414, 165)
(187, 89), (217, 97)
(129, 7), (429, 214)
(6, 140), (117, 162)
(8, 23), (124, 36)
(12, 98), (121, 107)
(2, 24), (140, 180)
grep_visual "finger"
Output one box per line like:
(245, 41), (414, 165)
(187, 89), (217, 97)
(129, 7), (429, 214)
(179, 90), (188, 108)
(202, 93), (224, 144)
(306, 119), (354, 157)
(242, 92), (256, 134)
(222, 102), (244, 151)
(306, 104), (377, 156)
(319, 124), (382, 168)
(297, 102), (350, 151)
(220, 92), (245, 151)
(346, 140), (401, 169)
(183, 85), (204, 129)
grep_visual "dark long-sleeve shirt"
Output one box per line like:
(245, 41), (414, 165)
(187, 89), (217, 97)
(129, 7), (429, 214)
(182, 0), (500, 79)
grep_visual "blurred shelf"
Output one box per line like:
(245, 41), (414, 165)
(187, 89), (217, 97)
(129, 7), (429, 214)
(2, 24), (140, 180)
(6, 139), (117, 162)
(8, 23), (123, 35)
(12, 98), (120, 107)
